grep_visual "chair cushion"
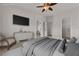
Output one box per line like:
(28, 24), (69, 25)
(2, 37), (16, 46)
(7, 38), (16, 45)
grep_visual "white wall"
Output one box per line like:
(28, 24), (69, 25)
(1, 4), (79, 39)
(51, 14), (62, 39)
(0, 5), (3, 33)
(0, 5), (46, 38)
(70, 10), (79, 38)
(45, 16), (53, 36)
(52, 7), (79, 39)
(62, 18), (71, 38)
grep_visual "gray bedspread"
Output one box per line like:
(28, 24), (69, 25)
(26, 38), (61, 56)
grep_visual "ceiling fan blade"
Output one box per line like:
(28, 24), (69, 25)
(42, 9), (45, 12)
(44, 3), (49, 6)
(49, 7), (53, 11)
(49, 3), (57, 6)
(37, 6), (44, 8)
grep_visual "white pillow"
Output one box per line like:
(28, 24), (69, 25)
(69, 37), (77, 43)
(76, 39), (79, 43)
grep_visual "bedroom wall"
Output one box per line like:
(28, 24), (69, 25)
(70, 10), (79, 38)
(0, 5), (3, 33)
(0, 5), (46, 38)
(0, 7), (1, 32)
(45, 16), (53, 37)
(51, 14), (62, 39)
(1, 4), (79, 40)
(52, 7), (79, 39)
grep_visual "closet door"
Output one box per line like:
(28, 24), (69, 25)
(62, 18), (71, 39)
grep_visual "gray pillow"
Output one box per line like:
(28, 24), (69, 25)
(64, 43), (79, 56)
(58, 39), (66, 53)
(69, 37), (77, 43)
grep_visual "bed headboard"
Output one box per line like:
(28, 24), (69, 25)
(13, 31), (34, 42)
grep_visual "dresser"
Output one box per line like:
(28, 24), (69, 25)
(14, 31), (34, 43)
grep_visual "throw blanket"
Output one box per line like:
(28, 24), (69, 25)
(26, 38), (61, 56)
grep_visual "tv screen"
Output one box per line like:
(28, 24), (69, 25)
(13, 15), (29, 26)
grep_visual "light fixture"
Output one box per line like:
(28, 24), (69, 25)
(36, 3), (57, 12)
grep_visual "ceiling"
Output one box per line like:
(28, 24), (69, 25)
(1, 3), (79, 16)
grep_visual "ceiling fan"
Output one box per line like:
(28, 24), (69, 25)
(36, 3), (57, 12)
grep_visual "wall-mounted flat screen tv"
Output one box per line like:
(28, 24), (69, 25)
(13, 15), (29, 26)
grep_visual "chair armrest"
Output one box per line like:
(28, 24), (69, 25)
(4, 39), (9, 50)
(5, 37), (16, 43)
(0, 39), (9, 50)
(3, 37), (16, 49)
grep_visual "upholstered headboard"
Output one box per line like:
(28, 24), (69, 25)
(13, 31), (34, 42)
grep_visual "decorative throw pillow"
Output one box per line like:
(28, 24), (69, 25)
(76, 39), (79, 43)
(58, 39), (67, 53)
(69, 37), (77, 43)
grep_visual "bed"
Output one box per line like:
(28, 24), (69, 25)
(2, 36), (79, 56)
(2, 37), (64, 56)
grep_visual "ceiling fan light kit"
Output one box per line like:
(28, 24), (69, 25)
(36, 3), (57, 12)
